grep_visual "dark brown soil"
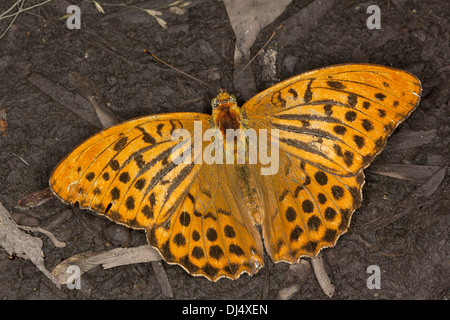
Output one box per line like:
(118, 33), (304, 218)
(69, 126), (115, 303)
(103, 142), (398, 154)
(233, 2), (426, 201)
(0, 0), (448, 300)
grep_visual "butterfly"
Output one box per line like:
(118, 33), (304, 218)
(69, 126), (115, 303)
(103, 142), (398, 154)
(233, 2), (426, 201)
(50, 64), (421, 281)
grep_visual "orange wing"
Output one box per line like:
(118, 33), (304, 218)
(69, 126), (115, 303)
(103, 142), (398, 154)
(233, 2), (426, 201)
(50, 113), (206, 229)
(146, 163), (264, 280)
(50, 112), (263, 281)
(241, 64), (421, 262)
(258, 150), (364, 262)
(243, 64), (421, 176)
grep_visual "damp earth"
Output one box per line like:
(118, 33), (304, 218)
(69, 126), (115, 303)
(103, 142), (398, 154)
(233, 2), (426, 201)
(0, 0), (448, 299)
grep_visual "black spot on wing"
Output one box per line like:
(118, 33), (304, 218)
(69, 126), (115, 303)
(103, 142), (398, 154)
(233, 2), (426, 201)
(347, 93), (357, 107)
(326, 80), (345, 90)
(285, 207), (297, 222)
(303, 79), (314, 102)
(136, 126), (156, 144)
(113, 137), (128, 151)
(375, 92), (386, 101)
(288, 88), (298, 98)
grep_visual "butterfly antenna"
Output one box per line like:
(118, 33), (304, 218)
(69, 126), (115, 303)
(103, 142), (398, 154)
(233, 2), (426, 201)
(231, 25), (283, 86)
(144, 49), (211, 88)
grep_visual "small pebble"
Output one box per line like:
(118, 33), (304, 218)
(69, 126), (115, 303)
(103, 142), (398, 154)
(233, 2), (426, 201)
(11, 212), (39, 227)
(287, 258), (311, 283)
(277, 284), (300, 300)
(42, 209), (73, 230)
(52, 229), (74, 242)
(102, 224), (131, 247)
(282, 54), (299, 74)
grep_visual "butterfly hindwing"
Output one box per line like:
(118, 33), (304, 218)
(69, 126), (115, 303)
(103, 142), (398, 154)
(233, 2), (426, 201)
(260, 151), (364, 262)
(146, 163), (264, 281)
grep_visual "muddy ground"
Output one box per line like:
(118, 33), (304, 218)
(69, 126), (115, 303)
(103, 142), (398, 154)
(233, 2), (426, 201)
(0, 0), (448, 300)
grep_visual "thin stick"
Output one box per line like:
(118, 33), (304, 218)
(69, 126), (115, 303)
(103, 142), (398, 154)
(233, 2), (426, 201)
(0, 0), (54, 40)
(0, 0), (22, 19)
(11, 152), (29, 166)
(231, 25), (283, 86)
(18, 225), (66, 248)
(0, 0), (53, 20)
(144, 49), (210, 88)
(0, 0), (25, 40)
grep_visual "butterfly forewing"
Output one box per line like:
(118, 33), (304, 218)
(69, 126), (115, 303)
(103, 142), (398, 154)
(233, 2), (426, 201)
(51, 113), (209, 227)
(243, 64), (421, 176)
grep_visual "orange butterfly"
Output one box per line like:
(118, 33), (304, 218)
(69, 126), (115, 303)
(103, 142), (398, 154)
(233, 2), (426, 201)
(50, 64), (421, 281)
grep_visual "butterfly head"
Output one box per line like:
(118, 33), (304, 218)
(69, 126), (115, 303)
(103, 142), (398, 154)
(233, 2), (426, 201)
(211, 89), (237, 109)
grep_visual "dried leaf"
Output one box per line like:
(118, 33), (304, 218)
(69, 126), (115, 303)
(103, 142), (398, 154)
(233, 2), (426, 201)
(387, 129), (437, 150)
(17, 187), (54, 208)
(0, 202), (60, 288)
(57, 13), (76, 20)
(90, 245), (162, 269)
(287, 258), (311, 283)
(28, 73), (103, 129)
(168, 0), (183, 6)
(358, 167), (447, 232)
(151, 261), (174, 298)
(179, 1), (191, 8)
(277, 284), (300, 300)
(68, 72), (118, 128)
(311, 253), (335, 298)
(143, 9), (162, 17)
(416, 166), (446, 198)
(223, 0), (291, 60)
(367, 164), (443, 183)
(155, 16), (167, 29)
(93, 0), (105, 14)
(18, 225), (66, 248)
(169, 6), (186, 15)
(51, 245), (162, 285)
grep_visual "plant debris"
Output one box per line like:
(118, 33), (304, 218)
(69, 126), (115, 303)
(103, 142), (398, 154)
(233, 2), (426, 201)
(51, 245), (162, 286)
(0, 202), (60, 288)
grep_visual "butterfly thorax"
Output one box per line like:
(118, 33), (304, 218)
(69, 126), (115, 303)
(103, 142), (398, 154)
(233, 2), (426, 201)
(211, 89), (243, 138)
(211, 89), (249, 164)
